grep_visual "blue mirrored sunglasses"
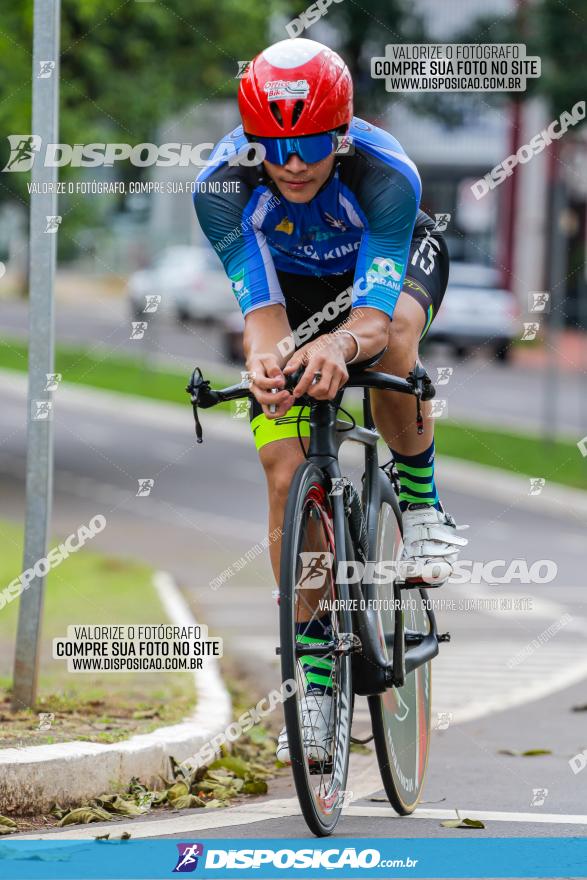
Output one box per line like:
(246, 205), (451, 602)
(249, 131), (338, 165)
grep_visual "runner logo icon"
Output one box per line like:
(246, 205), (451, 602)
(298, 552), (334, 590)
(173, 843), (204, 872)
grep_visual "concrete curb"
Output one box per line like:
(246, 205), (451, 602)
(0, 572), (232, 815)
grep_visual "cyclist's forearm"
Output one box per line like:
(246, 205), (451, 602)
(339, 308), (390, 361)
(243, 304), (292, 368)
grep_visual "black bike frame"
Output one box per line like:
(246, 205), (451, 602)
(186, 364), (441, 693)
(299, 389), (440, 695)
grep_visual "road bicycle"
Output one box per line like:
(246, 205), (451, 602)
(187, 357), (450, 836)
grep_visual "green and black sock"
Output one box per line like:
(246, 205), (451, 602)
(390, 440), (442, 512)
(295, 614), (333, 696)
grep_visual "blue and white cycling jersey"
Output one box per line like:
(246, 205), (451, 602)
(193, 116), (430, 319)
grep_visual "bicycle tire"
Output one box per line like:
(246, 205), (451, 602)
(279, 462), (353, 837)
(368, 476), (432, 814)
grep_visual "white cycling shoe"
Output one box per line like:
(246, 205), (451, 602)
(401, 503), (468, 587)
(276, 691), (334, 765)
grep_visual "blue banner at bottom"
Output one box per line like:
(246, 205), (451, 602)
(0, 837), (586, 879)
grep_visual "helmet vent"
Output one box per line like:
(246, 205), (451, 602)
(291, 100), (305, 127)
(269, 102), (284, 128)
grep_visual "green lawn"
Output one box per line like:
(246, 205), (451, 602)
(435, 421), (587, 490)
(0, 519), (195, 746)
(0, 336), (585, 490)
(0, 336), (218, 406)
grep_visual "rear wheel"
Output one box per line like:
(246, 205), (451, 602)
(279, 463), (353, 836)
(368, 485), (432, 814)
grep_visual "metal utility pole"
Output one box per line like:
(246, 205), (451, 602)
(542, 145), (568, 445)
(13, 0), (61, 709)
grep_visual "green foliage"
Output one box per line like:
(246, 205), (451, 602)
(281, 0), (424, 115)
(440, 1), (586, 119)
(0, 0), (268, 205)
(533, 0), (587, 115)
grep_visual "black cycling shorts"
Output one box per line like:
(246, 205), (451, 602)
(249, 231), (449, 434)
(276, 229), (449, 343)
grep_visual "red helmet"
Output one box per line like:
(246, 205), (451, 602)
(238, 38), (353, 137)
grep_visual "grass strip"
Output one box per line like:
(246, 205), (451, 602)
(0, 337), (584, 490)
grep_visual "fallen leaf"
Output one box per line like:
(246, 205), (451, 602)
(59, 806), (112, 826)
(205, 769), (237, 783)
(166, 782), (189, 804)
(498, 748), (552, 757)
(209, 756), (249, 778)
(171, 795), (206, 810)
(49, 803), (67, 819)
(0, 816), (17, 836)
(242, 780), (268, 795)
(246, 726), (269, 745)
(441, 817), (485, 829)
(97, 796), (147, 817)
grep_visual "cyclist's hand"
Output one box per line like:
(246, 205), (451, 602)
(246, 354), (294, 419)
(284, 337), (349, 401)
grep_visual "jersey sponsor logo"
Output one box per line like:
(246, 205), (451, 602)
(366, 256), (404, 288)
(229, 267), (248, 303)
(300, 225), (336, 243)
(264, 79), (310, 101)
(323, 211), (349, 232)
(403, 277), (430, 299)
(274, 216), (295, 234)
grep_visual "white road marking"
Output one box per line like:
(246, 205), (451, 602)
(462, 583), (587, 634)
(433, 640), (587, 724)
(20, 798), (587, 840)
(344, 805), (587, 826)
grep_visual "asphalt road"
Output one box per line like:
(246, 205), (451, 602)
(1, 373), (587, 841)
(2, 295), (587, 438)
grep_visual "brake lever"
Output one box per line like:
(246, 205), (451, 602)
(407, 365), (436, 435)
(186, 367), (215, 443)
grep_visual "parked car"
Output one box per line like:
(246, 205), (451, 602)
(127, 245), (234, 324)
(426, 262), (519, 362)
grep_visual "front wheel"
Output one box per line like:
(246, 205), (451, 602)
(279, 462), (353, 837)
(368, 486), (432, 814)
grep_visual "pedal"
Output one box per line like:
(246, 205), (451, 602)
(438, 632), (451, 643)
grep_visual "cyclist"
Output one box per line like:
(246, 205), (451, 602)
(193, 38), (467, 764)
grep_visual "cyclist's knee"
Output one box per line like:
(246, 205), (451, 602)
(260, 441), (304, 504)
(387, 309), (420, 359)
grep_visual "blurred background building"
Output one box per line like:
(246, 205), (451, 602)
(0, 0), (585, 330)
